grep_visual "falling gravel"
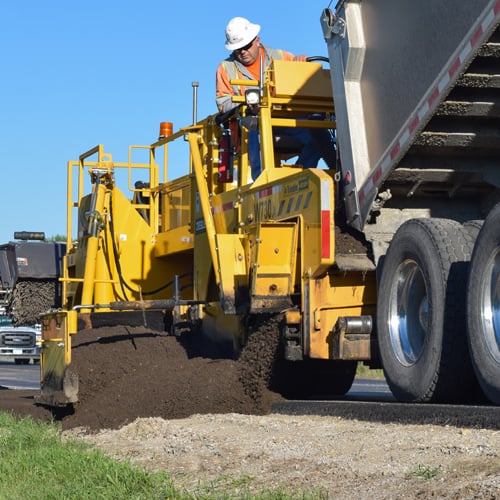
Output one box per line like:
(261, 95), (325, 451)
(11, 279), (59, 326)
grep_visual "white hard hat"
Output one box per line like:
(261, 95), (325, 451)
(225, 17), (261, 51)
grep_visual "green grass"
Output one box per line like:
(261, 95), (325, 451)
(0, 412), (324, 499)
(356, 363), (385, 379)
(0, 412), (177, 499)
(407, 464), (441, 480)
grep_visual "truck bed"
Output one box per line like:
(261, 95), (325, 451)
(323, 0), (500, 234)
(389, 25), (500, 212)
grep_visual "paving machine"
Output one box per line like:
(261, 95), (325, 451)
(39, 1), (500, 406)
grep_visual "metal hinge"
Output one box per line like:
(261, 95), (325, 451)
(320, 8), (347, 40)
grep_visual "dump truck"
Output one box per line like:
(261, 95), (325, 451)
(0, 232), (65, 364)
(0, 233), (66, 325)
(39, 0), (500, 407)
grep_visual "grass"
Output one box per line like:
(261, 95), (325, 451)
(407, 464), (441, 480)
(0, 412), (177, 499)
(355, 363), (385, 379)
(0, 412), (324, 499)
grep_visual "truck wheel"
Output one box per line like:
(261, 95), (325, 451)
(377, 218), (478, 403)
(466, 205), (500, 404)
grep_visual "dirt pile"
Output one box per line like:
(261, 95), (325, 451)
(55, 324), (283, 431)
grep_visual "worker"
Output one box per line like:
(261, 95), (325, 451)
(216, 17), (320, 180)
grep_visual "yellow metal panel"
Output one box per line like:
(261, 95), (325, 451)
(193, 232), (214, 302)
(212, 190), (238, 234)
(253, 223), (297, 277)
(216, 234), (248, 313)
(306, 272), (377, 359)
(188, 132), (220, 288)
(271, 60), (333, 99)
(251, 222), (297, 310)
(242, 170), (336, 278)
(159, 175), (191, 231)
(107, 188), (184, 301)
(70, 186), (184, 307)
(154, 225), (193, 257)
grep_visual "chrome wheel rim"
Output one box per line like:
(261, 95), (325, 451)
(388, 259), (428, 366)
(480, 249), (500, 363)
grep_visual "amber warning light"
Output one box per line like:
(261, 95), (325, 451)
(159, 122), (173, 139)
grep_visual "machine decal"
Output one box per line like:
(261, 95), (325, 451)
(212, 201), (234, 214)
(195, 218), (206, 233)
(254, 184), (314, 222)
(283, 177), (309, 195)
(256, 185), (281, 199)
(294, 194), (303, 212)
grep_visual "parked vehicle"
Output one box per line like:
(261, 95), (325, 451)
(0, 319), (41, 365)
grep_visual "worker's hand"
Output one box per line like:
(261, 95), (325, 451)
(247, 104), (259, 115)
(293, 55), (308, 62)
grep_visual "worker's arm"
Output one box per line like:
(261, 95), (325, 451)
(278, 49), (307, 62)
(216, 63), (238, 113)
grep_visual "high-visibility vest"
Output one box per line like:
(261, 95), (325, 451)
(216, 45), (290, 112)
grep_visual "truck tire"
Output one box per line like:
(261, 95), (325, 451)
(377, 218), (479, 403)
(463, 220), (483, 239)
(466, 205), (500, 405)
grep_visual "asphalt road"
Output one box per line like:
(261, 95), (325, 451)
(0, 359), (40, 390)
(346, 377), (394, 401)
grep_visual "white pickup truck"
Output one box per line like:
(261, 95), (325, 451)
(0, 315), (40, 365)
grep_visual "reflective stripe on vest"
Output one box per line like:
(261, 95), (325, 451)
(222, 46), (288, 95)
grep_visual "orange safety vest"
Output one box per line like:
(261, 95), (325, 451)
(216, 45), (294, 112)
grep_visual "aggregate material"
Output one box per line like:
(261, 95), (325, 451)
(0, 324), (498, 498)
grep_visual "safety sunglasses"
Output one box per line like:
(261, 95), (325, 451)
(234, 37), (257, 54)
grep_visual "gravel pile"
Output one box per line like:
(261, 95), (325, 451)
(66, 413), (500, 498)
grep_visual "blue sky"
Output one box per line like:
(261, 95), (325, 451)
(0, 1), (332, 242)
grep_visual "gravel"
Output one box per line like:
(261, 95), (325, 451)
(65, 412), (500, 498)
(2, 321), (498, 498)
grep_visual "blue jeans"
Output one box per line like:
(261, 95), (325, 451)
(248, 127), (320, 180)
